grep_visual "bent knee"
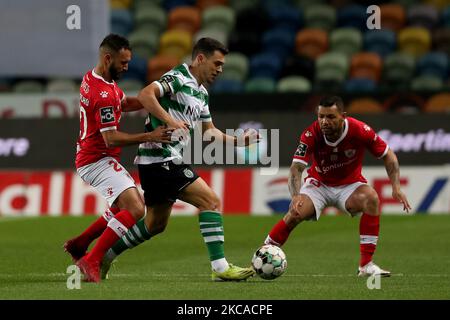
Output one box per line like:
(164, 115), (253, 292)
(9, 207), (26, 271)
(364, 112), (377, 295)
(122, 203), (145, 220)
(198, 195), (221, 212)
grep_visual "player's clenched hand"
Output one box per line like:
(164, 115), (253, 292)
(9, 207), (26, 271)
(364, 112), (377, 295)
(147, 126), (174, 143)
(392, 189), (411, 213)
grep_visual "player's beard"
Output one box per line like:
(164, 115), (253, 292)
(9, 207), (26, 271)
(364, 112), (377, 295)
(109, 65), (123, 81)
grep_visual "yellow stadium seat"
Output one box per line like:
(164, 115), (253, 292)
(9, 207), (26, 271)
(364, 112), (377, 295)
(159, 30), (193, 60)
(398, 27), (431, 58)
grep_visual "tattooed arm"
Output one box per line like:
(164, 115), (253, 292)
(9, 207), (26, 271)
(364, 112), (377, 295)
(289, 162), (306, 197)
(383, 149), (411, 213)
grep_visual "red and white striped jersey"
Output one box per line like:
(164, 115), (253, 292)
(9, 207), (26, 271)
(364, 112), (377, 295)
(75, 70), (125, 168)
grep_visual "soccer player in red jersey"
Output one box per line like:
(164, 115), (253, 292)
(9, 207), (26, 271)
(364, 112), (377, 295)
(63, 34), (173, 282)
(265, 96), (411, 276)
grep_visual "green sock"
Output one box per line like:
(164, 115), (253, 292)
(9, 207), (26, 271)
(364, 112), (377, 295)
(199, 211), (225, 261)
(111, 218), (151, 256)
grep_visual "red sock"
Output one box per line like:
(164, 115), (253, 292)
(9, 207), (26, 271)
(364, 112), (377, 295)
(77, 207), (120, 246)
(86, 210), (136, 263)
(266, 219), (292, 246)
(359, 213), (380, 267)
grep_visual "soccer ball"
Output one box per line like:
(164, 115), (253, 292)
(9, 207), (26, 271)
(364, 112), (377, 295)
(251, 244), (287, 280)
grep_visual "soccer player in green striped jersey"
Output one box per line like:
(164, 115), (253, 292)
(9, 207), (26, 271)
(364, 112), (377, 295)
(101, 38), (259, 281)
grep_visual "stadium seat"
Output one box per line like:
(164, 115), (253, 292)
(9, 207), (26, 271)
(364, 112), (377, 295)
(416, 52), (449, 80)
(159, 30), (193, 60)
(433, 28), (450, 56)
(337, 4), (367, 30)
(315, 52), (349, 83)
(168, 6), (201, 35)
(196, 0), (229, 11)
(117, 79), (144, 93)
(329, 28), (363, 58)
(262, 28), (296, 60)
(363, 29), (397, 58)
(163, 0), (196, 11)
(294, 0), (326, 10)
(202, 5), (235, 34)
(411, 75), (444, 92)
(344, 78), (377, 93)
(194, 28), (228, 46)
(13, 81), (45, 93)
(382, 52), (415, 90)
(304, 4), (336, 31)
(383, 93), (425, 113)
(380, 4), (406, 32)
(110, 0), (133, 9)
(133, 0), (162, 10)
(280, 54), (315, 81)
(210, 78), (244, 93)
(122, 55), (148, 83)
(245, 77), (276, 93)
(128, 29), (159, 59)
(266, 4), (303, 33)
(134, 5), (167, 35)
(248, 52), (283, 79)
(228, 0), (259, 13)
(46, 79), (78, 93)
(349, 52), (383, 82)
(295, 28), (328, 60)
(220, 52), (248, 82)
(111, 9), (133, 36)
(424, 0), (449, 10)
(228, 31), (262, 56)
(277, 76), (312, 93)
(398, 27), (431, 58)
(424, 93), (450, 112)
(392, 0), (420, 9)
(147, 54), (180, 83)
(407, 4), (439, 29)
(441, 5), (450, 27)
(347, 98), (384, 113)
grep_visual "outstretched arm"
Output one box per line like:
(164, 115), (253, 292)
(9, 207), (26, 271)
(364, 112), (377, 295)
(121, 96), (144, 112)
(383, 149), (411, 213)
(202, 121), (260, 146)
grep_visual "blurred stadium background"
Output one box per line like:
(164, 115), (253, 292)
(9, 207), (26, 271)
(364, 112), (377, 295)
(0, 0), (448, 217)
(0, 0), (449, 300)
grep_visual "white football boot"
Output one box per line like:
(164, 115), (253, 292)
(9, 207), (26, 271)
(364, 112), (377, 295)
(357, 261), (391, 277)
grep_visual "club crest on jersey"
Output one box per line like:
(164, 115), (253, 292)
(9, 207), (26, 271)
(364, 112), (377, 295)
(344, 149), (356, 158)
(294, 142), (308, 157)
(100, 107), (115, 124)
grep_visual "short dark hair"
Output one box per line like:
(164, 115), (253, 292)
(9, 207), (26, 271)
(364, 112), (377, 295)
(192, 37), (229, 60)
(318, 96), (345, 113)
(99, 34), (131, 53)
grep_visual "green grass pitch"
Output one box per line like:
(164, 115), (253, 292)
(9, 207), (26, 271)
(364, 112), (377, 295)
(0, 214), (449, 300)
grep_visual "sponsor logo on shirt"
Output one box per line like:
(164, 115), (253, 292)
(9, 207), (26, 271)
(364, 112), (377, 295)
(100, 107), (115, 124)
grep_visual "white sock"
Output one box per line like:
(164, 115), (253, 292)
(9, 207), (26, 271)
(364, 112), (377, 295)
(211, 258), (229, 273)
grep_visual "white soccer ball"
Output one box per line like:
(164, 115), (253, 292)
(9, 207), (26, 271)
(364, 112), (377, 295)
(251, 244), (287, 280)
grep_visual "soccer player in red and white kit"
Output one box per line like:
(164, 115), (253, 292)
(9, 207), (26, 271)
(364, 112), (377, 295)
(63, 34), (173, 282)
(264, 96), (411, 276)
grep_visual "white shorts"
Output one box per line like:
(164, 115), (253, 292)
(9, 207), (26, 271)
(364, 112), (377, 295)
(300, 178), (366, 221)
(77, 157), (137, 207)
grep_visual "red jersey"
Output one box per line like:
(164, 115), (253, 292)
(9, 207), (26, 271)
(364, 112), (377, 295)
(75, 70), (125, 168)
(292, 117), (388, 186)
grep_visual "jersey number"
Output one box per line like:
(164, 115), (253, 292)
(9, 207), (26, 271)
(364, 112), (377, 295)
(79, 106), (87, 140)
(108, 160), (123, 172)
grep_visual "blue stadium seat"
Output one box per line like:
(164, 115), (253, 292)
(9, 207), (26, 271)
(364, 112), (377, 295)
(111, 9), (133, 36)
(344, 78), (377, 93)
(265, 5), (303, 33)
(262, 28), (296, 60)
(407, 4), (439, 29)
(337, 4), (367, 30)
(210, 79), (244, 93)
(416, 52), (449, 80)
(364, 30), (397, 58)
(249, 52), (283, 79)
(228, 31), (262, 56)
(121, 55), (148, 83)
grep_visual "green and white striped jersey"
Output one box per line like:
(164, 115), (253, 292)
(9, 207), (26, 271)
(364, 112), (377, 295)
(134, 63), (212, 165)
